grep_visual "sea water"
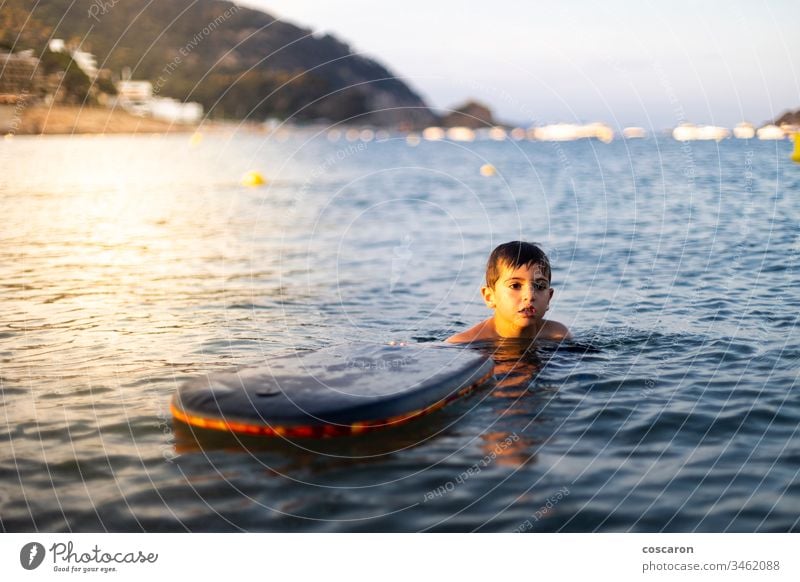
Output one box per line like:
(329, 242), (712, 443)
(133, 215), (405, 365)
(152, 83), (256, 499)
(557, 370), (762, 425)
(1, 131), (798, 531)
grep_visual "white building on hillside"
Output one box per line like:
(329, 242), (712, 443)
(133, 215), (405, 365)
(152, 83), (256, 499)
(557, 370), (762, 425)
(71, 50), (98, 80)
(115, 80), (202, 123)
(116, 80), (153, 116)
(48, 39), (98, 79)
(150, 97), (203, 124)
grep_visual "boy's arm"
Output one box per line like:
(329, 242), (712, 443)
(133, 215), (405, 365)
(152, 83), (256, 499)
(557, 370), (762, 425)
(445, 319), (494, 344)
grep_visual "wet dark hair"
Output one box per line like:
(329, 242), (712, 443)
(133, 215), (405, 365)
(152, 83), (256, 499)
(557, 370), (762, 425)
(485, 241), (551, 288)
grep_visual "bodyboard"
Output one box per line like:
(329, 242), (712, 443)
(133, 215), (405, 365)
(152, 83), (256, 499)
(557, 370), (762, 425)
(171, 343), (493, 438)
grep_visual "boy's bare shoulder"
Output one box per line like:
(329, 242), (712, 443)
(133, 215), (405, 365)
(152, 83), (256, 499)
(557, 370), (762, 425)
(542, 319), (572, 340)
(447, 319), (571, 343)
(445, 319), (496, 344)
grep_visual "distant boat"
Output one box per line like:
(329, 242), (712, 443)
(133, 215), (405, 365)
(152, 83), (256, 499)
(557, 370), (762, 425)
(474, 126), (506, 141)
(697, 125), (730, 141)
(622, 127), (646, 139)
(532, 122), (613, 143)
(532, 124), (582, 142)
(585, 122), (614, 143)
(757, 125), (785, 140)
(733, 123), (755, 139)
(672, 123), (729, 141)
(445, 127), (475, 142)
(672, 123), (697, 141)
(487, 127), (507, 141)
(422, 127), (445, 141)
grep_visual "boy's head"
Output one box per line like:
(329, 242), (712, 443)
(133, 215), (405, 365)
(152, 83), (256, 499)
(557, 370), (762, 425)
(485, 241), (551, 289)
(481, 241), (554, 333)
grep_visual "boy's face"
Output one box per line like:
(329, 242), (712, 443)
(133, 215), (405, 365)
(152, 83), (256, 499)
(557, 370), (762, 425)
(481, 262), (554, 335)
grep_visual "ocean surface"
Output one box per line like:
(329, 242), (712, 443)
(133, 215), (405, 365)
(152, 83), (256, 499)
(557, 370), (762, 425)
(1, 129), (798, 532)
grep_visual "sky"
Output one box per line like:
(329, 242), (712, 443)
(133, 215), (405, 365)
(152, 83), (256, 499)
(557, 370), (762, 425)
(238, 0), (800, 129)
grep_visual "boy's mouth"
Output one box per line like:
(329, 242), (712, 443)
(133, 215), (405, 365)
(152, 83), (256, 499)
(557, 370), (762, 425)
(519, 306), (537, 317)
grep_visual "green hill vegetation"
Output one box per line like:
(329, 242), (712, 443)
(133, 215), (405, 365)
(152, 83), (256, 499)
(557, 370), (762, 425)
(1, 0), (436, 126)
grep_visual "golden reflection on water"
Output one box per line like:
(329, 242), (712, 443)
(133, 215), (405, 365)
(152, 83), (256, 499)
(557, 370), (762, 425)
(2, 135), (295, 420)
(474, 338), (544, 392)
(472, 339), (546, 469)
(479, 431), (537, 469)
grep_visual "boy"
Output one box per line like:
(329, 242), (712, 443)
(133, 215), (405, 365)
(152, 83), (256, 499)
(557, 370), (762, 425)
(446, 241), (571, 343)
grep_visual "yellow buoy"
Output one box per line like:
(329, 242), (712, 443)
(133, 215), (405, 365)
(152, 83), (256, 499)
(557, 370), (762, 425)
(189, 131), (203, 148)
(791, 133), (800, 163)
(240, 170), (267, 187)
(480, 163), (497, 177)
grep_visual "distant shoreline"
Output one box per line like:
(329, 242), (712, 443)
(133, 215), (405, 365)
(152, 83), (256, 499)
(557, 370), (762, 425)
(5, 104), (199, 135)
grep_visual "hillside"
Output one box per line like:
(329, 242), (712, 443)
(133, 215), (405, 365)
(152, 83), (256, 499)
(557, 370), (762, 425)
(775, 109), (800, 127)
(1, 0), (436, 126)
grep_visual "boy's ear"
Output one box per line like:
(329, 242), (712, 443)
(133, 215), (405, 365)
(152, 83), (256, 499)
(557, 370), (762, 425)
(481, 286), (495, 308)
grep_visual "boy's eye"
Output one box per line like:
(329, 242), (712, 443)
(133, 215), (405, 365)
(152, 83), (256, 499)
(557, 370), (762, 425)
(510, 283), (522, 289)
(535, 283), (549, 291)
